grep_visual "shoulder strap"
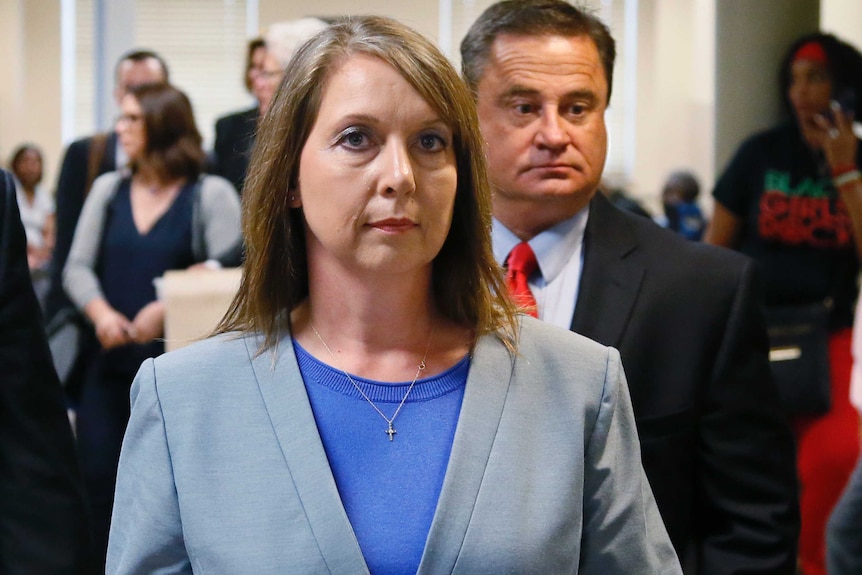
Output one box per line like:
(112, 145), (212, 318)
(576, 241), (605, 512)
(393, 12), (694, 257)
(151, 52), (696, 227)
(85, 132), (110, 198)
(191, 176), (206, 261)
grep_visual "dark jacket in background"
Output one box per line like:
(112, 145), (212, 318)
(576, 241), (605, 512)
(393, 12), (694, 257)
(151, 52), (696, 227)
(212, 106), (258, 196)
(572, 193), (800, 574)
(46, 132), (118, 321)
(0, 168), (91, 574)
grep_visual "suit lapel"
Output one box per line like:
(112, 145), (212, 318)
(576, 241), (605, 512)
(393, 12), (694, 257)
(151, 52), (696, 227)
(571, 194), (645, 348)
(417, 330), (516, 575)
(247, 334), (370, 575)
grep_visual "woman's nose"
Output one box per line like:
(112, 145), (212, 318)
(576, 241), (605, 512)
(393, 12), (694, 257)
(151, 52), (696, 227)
(380, 142), (416, 196)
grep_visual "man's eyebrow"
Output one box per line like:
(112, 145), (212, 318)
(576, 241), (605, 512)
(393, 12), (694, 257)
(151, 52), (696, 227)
(497, 85), (540, 103)
(497, 85), (600, 105)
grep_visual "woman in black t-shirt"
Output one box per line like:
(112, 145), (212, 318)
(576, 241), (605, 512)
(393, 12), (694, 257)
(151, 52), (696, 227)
(706, 33), (862, 575)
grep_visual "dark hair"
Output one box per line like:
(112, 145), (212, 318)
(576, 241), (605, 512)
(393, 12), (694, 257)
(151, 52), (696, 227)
(662, 170), (700, 203)
(127, 83), (205, 181)
(779, 32), (862, 117)
(460, 0), (616, 102)
(217, 15), (518, 351)
(244, 37), (266, 92)
(115, 49), (170, 84)
(8, 144), (43, 183)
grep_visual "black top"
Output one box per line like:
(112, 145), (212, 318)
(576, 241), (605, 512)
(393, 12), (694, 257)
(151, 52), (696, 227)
(212, 106), (258, 195)
(98, 178), (195, 373)
(713, 122), (862, 327)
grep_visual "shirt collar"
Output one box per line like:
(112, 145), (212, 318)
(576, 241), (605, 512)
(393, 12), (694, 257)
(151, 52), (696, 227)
(492, 206), (589, 284)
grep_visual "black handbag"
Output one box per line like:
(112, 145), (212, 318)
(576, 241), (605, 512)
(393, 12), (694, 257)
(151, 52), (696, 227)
(46, 307), (90, 388)
(765, 301), (832, 416)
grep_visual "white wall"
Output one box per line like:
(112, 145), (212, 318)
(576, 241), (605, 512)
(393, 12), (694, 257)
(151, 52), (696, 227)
(629, 0), (715, 212)
(0, 0), (62, 187)
(6, 0), (861, 205)
(821, 0), (862, 49)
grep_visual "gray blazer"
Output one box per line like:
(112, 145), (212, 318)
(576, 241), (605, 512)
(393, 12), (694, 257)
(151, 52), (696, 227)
(107, 317), (681, 574)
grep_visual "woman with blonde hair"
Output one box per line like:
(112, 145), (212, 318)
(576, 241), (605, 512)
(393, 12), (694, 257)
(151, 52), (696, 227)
(107, 16), (679, 574)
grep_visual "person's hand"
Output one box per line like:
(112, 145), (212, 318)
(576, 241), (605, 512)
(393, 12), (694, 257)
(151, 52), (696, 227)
(816, 100), (858, 171)
(186, 260), (222, 271)
(94, 307), (135, 350)
(130, 301), (165, 344)
(26, 243), (51, 270)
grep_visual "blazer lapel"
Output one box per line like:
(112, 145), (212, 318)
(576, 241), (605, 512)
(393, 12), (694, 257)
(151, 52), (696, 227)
(417, 331), (516, 575)
(247, 334), (370, 575)
(571, 193), (645, 348)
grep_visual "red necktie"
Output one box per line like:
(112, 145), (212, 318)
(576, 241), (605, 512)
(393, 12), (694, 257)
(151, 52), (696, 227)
(506, 242), (539, 317)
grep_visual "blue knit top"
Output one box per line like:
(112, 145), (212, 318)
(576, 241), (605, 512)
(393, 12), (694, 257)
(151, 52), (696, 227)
(293, 340), (470, 575)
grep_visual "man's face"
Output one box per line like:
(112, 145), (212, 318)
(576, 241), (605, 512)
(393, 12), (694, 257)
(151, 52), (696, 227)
(114, 58), (166, 104)
(476, 34), (608, 232)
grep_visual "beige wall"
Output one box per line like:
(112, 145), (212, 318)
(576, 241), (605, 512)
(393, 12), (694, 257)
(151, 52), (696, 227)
(5, 0), (861, 208)
(821, 0), (862, 49)
(630, 0), (716, 210)
(0, 0), (62, 187)
(259, 0), (439, 43)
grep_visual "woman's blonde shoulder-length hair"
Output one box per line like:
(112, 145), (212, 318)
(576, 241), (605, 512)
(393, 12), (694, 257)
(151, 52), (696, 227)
(215, 15), (519, 351)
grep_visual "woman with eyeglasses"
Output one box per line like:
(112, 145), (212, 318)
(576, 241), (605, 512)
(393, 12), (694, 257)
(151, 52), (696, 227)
(63, 82), (241, 566)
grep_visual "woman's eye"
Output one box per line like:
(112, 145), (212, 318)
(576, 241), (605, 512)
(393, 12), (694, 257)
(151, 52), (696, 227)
(418, 133), (446, 152)
(338, 129), (370, 149)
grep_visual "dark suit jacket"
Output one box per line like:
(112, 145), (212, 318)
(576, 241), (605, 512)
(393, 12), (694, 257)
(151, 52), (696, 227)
(0, 169), (91, 573)
(212, 106), (258, 196)
(46, 132), (118, 320)
(572, 193), (799, 575)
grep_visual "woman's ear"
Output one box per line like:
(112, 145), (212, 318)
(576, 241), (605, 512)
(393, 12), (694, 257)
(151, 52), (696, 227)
(288, 188), (302, 208)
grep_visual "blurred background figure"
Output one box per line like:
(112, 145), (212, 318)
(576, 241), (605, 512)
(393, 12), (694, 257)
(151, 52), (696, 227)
(47, 50), (169, 324)
(706, 32), (862, 575)
(828, 296), (862, 574)
(600, 181), (653, 219)
(211, 19), (329, 198)
(211, 36), (265, 196)
(659, 170), (706, 241)
(9, 144), (55, 278)
(255, 18), (329, 119)
(63, 82), (241, 568)
(0, 168), (91, 575)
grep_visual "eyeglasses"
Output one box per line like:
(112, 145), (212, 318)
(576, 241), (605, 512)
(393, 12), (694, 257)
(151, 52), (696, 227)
(253, 68), (283, 81)
(116, 113), (143, 125)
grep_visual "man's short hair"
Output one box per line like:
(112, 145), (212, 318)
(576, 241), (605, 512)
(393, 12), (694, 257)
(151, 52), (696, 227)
(114, 49), (170, 85)
(460, 0), (615, 102)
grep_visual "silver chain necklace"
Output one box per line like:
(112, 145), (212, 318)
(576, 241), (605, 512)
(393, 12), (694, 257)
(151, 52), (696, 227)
(310, 323), (433, 442)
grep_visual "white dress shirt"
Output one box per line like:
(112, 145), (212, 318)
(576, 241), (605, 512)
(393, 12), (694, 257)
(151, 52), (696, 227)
(492, 208), (589, 330)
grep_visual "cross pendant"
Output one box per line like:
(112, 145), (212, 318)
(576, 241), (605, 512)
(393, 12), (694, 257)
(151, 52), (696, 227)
(385, 423), (397, 441)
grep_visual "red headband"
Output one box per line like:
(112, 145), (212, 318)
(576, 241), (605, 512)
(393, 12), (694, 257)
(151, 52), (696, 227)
(794, 41), (828, 65)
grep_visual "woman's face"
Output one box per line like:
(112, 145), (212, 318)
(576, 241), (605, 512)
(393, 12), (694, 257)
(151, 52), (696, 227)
(116, 94), (147, 161)
(788, 58), (833, 133)
(296, 54), (457, 279)
(253, 51), (283, 115)
(248, 46), (268, 101)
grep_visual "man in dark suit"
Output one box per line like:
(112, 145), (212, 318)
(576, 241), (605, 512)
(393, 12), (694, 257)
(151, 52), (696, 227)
(46, 50), (169, 321)
(212, 106), (258, 195)
(463, 1), (800, 573)
(0, 168), (90, 573)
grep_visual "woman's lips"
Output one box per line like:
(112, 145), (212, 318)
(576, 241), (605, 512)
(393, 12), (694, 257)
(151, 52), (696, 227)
(368, 218), (417, 232)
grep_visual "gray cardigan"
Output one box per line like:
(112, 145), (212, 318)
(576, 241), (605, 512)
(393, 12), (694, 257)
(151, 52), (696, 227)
(63, 171), (241, 311)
